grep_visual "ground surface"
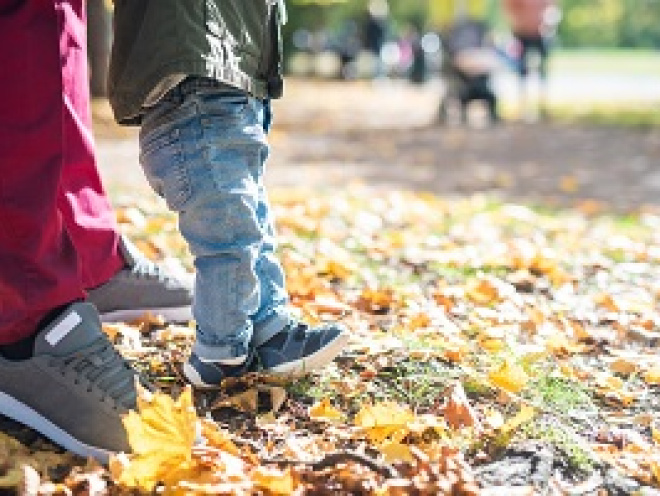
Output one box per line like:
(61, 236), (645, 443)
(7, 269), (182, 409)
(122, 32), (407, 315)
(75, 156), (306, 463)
(3, 75), (660, 494)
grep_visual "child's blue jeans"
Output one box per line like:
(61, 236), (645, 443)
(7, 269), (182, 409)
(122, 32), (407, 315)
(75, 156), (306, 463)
(139, 78), (289, 362)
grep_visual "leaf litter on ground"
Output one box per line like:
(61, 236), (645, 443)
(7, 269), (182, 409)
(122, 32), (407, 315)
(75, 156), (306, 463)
(3, 184), (660, 494)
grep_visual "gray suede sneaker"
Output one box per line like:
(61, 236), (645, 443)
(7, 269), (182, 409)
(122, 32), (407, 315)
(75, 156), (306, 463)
(0, 302), (139, 463)
(87, 235), (193, 323)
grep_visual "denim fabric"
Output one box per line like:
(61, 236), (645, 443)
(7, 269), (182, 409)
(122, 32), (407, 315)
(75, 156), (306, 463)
(139, 84), (288, 362)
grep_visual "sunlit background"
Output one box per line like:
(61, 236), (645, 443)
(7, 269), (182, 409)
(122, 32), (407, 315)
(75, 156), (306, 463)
(90, 0), (660, 210)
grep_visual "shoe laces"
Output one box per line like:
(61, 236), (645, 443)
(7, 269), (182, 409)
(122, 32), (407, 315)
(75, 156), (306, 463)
(50, 339), (138, 410)
(130, 259), (171, 283)
(285, 320), (311, 340)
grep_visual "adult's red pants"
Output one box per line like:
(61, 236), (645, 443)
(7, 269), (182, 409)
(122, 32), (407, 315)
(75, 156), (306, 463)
(0, 0), (124, 343)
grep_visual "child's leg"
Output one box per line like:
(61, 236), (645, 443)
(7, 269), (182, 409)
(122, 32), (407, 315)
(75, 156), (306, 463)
(251, 181), (289, 341)
(139, 83), (263, 364)
(140, 80), (349, 385)
(251, 100), (289, 342)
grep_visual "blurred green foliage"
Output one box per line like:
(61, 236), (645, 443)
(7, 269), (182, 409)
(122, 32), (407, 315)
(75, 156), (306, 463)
(286, 0), (660, 48)
(558, 0), (660, 48)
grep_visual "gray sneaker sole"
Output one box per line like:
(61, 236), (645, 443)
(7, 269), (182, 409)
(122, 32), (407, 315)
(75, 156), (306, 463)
(182, 362), (216, 388)
(265, 331), (350, 376)
(98, 305), (193, 323)
(0, 392), (114, 463)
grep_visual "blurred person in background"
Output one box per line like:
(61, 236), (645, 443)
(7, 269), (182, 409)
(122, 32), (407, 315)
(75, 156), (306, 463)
(501, 0), (561, 118)
(363, 0), (390, 78)
(438, 15), (500, 125)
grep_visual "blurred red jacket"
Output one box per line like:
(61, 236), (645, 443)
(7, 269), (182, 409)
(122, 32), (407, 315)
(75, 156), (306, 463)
(502, 0), (556, 38)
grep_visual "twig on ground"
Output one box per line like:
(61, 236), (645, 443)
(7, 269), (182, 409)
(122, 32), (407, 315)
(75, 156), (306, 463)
(261, 450), (400, 479)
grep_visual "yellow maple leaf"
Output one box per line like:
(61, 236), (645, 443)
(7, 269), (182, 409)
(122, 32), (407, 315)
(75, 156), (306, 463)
(408, 312), (431, 330)
(252, 466), (295, 495)
(595, 293), (620, 312)
(644, 366), (660, 385)
(309, 398), (344, 422)
(466, 278), (499, 305)
(479, 336), (505, 353)
(489, 359), (529, 393)
(321, 258), (355, 280)
(650, 460), (660, 483)
(379, 440), (413, 463)
(110, 385), (197, 491)
(500, 405), (536, 435)
(200, 420), (241, 458)
(354, 402), (415, 446)
(596, 373), (624, 391)
(651, 424), (660, 445)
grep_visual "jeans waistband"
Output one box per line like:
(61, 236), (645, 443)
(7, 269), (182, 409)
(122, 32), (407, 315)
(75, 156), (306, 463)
(163, 77), (239, 103)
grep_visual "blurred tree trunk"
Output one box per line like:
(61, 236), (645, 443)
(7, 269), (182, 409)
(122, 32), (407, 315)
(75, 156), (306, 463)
(87, 0), (111, 97)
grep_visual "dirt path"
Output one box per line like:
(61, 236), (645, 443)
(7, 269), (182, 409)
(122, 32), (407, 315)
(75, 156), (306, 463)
(95, 79), (660, 211)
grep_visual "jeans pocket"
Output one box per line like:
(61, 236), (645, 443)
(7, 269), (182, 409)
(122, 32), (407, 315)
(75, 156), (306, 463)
(139, 132), (191, 211)
(198, 90), (251, 123)
(139, 100), (185, 155)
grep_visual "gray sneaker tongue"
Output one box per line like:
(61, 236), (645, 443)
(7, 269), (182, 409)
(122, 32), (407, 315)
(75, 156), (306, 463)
(34, 302), (104, 356)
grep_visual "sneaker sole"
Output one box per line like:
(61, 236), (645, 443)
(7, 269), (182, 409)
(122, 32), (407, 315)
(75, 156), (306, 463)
(0, 392), (113, 464)
(265, 330), (350, 376)
(182, 362), (219, 389)
(98, 305), (193, 324)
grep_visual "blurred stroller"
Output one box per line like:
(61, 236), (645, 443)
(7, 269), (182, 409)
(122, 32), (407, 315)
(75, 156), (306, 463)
(438, 17), (499, 125)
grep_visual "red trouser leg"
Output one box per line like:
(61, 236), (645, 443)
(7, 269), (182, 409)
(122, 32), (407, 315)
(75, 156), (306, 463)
(0, 0), (123, 343)
(56, 0), (124, 289)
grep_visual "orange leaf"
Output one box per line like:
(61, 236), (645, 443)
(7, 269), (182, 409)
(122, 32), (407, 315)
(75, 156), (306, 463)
(441, 382), (481, 430)
(595, 293), (620, 312)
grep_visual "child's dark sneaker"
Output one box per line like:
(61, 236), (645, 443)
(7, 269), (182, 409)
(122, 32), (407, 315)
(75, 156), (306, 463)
(183, 320), (348, 386)
(183, 351), (256, 388)
(255, 320), (348, 375)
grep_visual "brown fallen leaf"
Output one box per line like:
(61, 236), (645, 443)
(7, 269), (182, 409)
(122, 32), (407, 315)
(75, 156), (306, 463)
(212, 389), (259, 413)
(441, 382), (481, 430)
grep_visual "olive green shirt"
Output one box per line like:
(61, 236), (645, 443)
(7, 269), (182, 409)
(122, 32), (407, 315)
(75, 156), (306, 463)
(109, 0), (284, 125)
